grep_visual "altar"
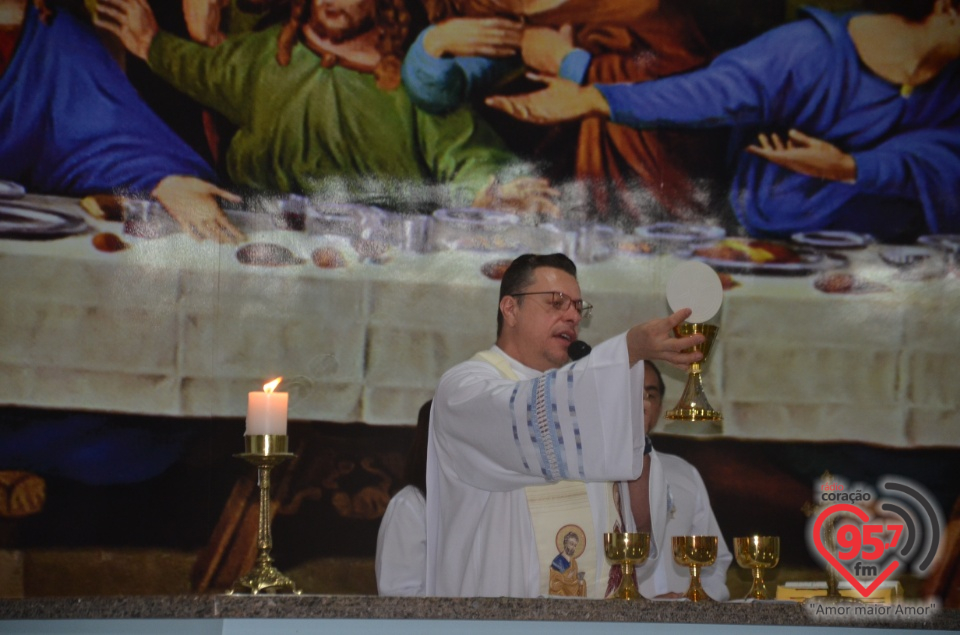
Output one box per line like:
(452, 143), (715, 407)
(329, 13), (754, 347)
(1, 595), (959, 635)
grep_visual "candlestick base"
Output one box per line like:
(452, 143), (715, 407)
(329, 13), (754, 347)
(229, 553), (300, 595)
(229, 434), (300, 595)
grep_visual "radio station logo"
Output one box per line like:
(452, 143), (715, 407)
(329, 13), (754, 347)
(807, 475), (944, 599)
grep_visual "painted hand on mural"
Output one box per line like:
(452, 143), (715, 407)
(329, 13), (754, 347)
(485, 74), (610, 124)
(471, 176), (561, 217)
(0, 471), (46, 518)
(423, 17), (523, 58)
(151, 176), (246, 244)
(746, 129), (857, 184)
(520, 24), (574, 76)
(94, 0), (159, 61)
(182, 0), (228, 47)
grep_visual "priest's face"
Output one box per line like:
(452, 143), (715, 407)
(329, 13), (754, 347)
(642, 362), (663, 434)
(502, 266), (582, 372)
(309, 0), (376, 43)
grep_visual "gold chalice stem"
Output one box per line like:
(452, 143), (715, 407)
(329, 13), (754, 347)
(616, 562), (643, 601)
(748, 566), (767, 600)
(685, 564), (713, 602)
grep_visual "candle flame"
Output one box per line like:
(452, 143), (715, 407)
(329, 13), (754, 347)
(264, 377), (282, 393)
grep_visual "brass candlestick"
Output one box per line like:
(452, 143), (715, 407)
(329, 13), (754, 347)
(801, 471), (859, 604)
(665, 323), (722, 434)
(229, 434), (300, 595)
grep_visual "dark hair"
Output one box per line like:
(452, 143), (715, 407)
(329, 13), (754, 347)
(644, 360), (666, 398)
(404, 399), (431, 495)
(863, 0), (958, 21)
(276, 0), (411, 90)
(497, 253), (577, 336)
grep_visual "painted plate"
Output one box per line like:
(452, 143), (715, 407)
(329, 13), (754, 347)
(0, 180), (26, 199)
(917, 234), (960, 253)
(0, 202), (89, 239)
(636, 222), (726, 243)
(693, 249), (848, 276)
(791, 230), (873, 249)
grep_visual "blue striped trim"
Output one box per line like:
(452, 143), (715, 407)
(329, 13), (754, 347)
(509, 383), (530, 472)
(534, 376), (560, 479)
(566, 364), (586, 478)
(543, 370), (570, 479)
(527, 379), (550, 478)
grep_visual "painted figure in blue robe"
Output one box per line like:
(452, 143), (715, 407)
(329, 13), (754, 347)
(0, 0), (243, 242)
(485, 0), (960, 244)
(398, 0), (721, 223)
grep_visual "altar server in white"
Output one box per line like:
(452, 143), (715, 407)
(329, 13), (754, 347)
(376, 401), (432, 596)
(426, 253), (705, 598)
(621, 361), (731, 600)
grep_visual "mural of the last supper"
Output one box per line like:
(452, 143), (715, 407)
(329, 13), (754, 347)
(0, 0), (958, 601)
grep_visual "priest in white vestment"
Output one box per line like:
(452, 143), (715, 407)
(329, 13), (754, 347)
(425, 253), (706, 598)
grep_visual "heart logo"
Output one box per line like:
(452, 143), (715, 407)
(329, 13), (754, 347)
(812, 503), (900, 597)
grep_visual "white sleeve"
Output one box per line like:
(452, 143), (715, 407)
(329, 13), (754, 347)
(375, 486), (427, 596)
(432, 333), (646, 492)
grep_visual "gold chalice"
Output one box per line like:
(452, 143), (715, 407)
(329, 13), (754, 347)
(665, 323), (722, 431)
(734, 535), (780, 600)
(672, 535), (718, 602)
(603, 532), (650, 601)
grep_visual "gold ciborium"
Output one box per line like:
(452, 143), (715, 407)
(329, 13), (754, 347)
(672, 535), (718, 602)
(665, 323), (722, 430)
(604, 532), (650, 601)
(734, 535), (780, 600)
(229, 434), (300, 595)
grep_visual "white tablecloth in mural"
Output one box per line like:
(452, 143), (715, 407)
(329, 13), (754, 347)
(1, 195), (958, 448)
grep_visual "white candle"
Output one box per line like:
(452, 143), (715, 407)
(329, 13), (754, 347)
(246, 377), (288, 435)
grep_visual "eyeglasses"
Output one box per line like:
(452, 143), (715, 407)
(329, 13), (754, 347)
(511, 291), (593, 318)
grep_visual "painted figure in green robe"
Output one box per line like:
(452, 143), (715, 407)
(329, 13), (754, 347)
(96, 0), (557, 214)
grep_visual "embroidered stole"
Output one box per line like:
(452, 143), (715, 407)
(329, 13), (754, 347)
(472, 350), (617, 598)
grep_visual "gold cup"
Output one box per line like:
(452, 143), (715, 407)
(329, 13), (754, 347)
(734, 535), (780, 600)
(672, 535), (718, 602)
(603, 532), (650, 601)
(665, 323), (722, 433)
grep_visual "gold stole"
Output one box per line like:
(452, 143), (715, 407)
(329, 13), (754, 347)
(472, 350), (617, 598)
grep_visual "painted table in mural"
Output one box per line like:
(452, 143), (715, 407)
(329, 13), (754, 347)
(1, 195), (958, 448)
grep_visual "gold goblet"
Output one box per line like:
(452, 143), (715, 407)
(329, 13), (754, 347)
(603, 532), (650, 601)
(665, 323), (722, 433)
(672, 535), (718, 602)
(734, 535), (780, 600)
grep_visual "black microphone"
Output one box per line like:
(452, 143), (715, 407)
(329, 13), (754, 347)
(568, 340), (592, 361)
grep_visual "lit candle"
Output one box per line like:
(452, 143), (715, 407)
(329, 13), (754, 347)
(246, 377), (288, 436)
